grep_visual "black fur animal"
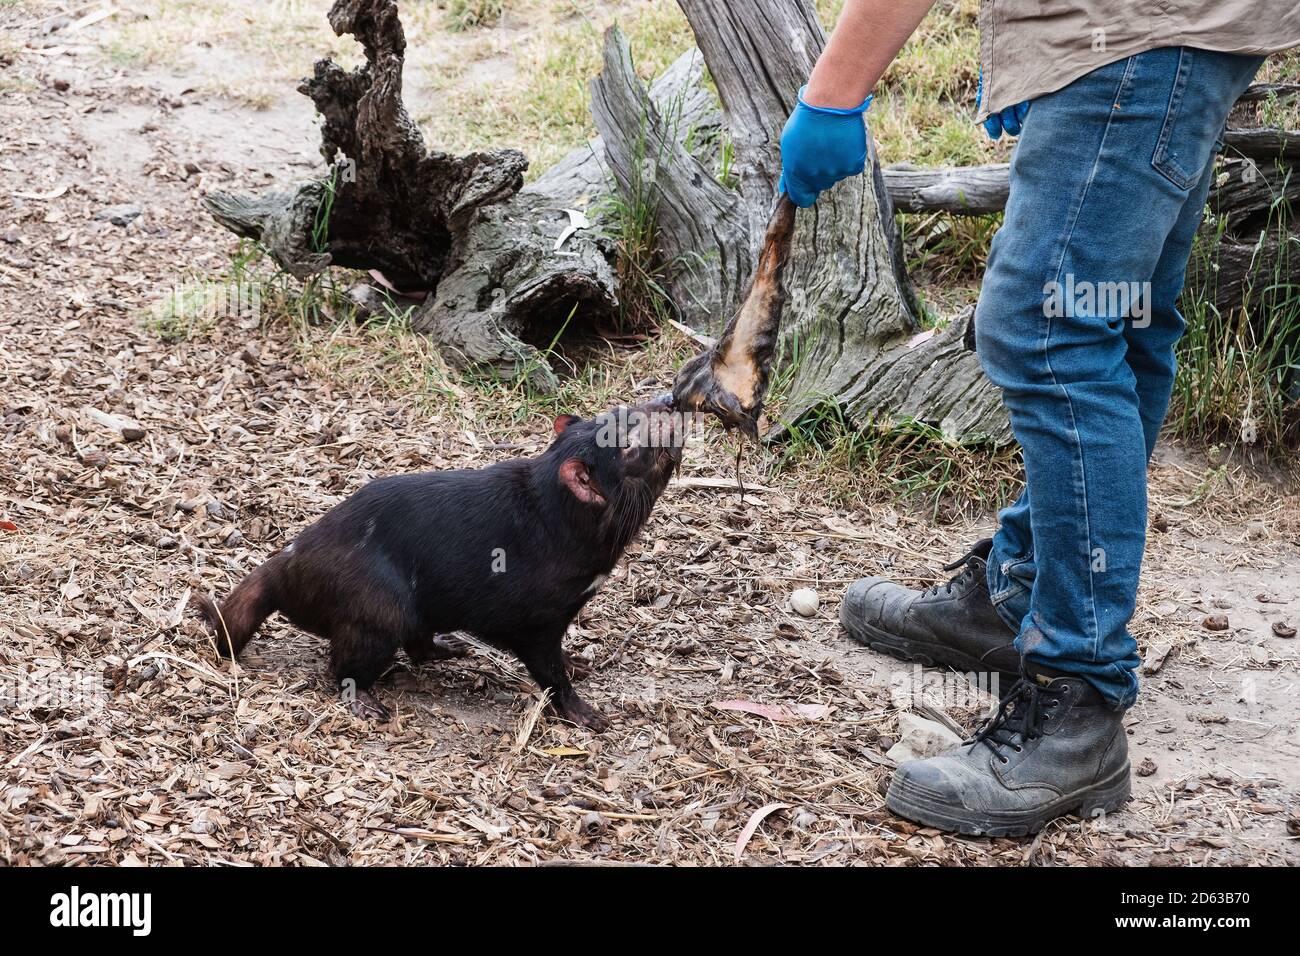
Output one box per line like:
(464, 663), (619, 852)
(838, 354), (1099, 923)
(193, 396), (683, 730)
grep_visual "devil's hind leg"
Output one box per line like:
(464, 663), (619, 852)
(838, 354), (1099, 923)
(330, 622), (400, 721)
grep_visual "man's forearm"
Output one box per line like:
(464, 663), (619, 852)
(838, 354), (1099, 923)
(804, 0), (939, 109)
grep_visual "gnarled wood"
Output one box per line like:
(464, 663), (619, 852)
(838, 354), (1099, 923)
(203, 0), (613, 388)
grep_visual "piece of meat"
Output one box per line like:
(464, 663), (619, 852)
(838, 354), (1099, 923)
(671, 194), (796, 438)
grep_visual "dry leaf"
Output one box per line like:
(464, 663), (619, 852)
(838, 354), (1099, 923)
(540, 747), (588, 758)
(715, 699), (829, 722)
(734, 803), (789, 863)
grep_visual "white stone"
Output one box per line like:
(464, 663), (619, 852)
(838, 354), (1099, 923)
(885, 713), (964, 763)
(789, 588), (820, 617)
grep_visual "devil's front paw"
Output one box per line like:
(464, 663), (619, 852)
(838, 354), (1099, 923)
(347, 689), (392, 722)
(553, 694), (610, 733)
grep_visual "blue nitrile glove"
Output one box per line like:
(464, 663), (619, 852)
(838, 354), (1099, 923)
(777, 85), (873, 208)
(975, 68), (1030, 140)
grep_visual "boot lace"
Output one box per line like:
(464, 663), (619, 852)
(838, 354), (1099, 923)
(968, 675), (1067, 764)
(923, 541), (988, 598)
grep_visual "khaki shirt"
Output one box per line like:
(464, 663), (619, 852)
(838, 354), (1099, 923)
(977, 0), (1300, 119)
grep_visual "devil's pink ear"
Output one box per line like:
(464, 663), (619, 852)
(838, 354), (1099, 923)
(559, 458), (605, 506)
(554, 414), (581, 435)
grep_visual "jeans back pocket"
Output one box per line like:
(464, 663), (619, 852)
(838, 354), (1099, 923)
(1151, 48), (1264, 191)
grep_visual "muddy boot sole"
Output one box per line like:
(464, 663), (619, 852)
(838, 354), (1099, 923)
(885, 762), (1132, 837)
(843, 617), (1018, 683)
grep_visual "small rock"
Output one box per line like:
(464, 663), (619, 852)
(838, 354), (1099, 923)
(792, 808), (818, 830)
(93, 203), (143, 227)
(1250, 645), (1270, 665)
(51, 76), (72, 92)
(1141, 642), (1173, 675)
(85, 406), (146, 441)
(1136, 757), (1157, 777)
(789, 587), (819, 617)
(345, 282), (389, 320)
(1272, 621), (1296, 639)
(885, 713), (963, 762)
(1202, 613), (1230, 632)
(155, 536), (178, 551)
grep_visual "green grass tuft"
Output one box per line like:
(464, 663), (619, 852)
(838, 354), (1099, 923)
(1172, 187), (1300, 453)
(443, 0), (508, 33)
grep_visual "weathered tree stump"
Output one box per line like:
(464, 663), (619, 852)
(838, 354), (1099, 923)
(593, 0), (1007, 442)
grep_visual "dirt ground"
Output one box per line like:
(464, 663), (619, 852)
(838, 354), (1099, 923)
(3, 4), (1299, 866)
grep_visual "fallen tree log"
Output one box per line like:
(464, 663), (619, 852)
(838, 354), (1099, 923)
(882, 81), (1297, 216)
(883, 163), (1009, 215)
(204, 0), (735, 391)
(883, 156), (1298, 319)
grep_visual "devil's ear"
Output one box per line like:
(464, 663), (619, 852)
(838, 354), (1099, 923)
(553, 414), (581, 435)
(559, 458), (605, 506)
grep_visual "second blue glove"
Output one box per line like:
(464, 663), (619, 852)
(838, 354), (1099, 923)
(975, 69), (1030, 140)
(777, 86), (873, 208)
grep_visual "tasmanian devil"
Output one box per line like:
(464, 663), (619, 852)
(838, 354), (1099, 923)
(193, 395), (683, 730)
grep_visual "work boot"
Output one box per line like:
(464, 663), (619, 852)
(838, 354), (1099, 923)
(840, 539), (1019, 678)
(885, 666), (1131, 836)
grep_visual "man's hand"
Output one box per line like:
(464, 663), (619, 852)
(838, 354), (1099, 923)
(977, 69), (1031, 139)
(776, 0), (939, 207)
(778, 89), (872, 208)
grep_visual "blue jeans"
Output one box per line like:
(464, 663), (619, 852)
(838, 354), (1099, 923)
(975, 47), (1263, 710)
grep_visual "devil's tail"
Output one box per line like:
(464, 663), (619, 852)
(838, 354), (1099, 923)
(191, 557), (281, 659)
